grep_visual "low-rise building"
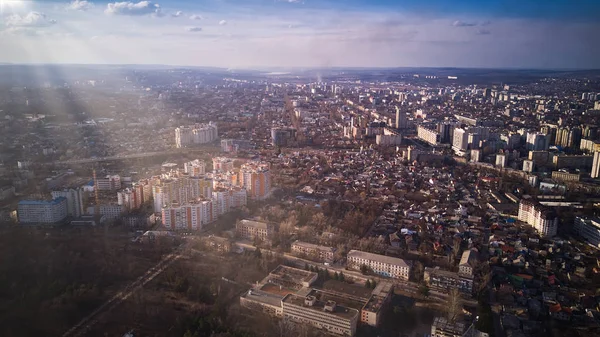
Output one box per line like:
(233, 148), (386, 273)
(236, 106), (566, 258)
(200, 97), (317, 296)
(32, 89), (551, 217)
(551, 171), (581, 182)
(458, 250), (477, 277)
(236, 219), (275, 242)
(361, 281), (393, 327)
(282, 291), (359, 336)
(291, 240), (335, 262)
(424, 267), (473, 296)
(431, 316), (466, 337)
(346, 250), (411, 280)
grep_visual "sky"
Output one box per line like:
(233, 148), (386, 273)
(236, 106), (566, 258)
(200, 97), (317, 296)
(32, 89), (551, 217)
(0, 0), (599, 69)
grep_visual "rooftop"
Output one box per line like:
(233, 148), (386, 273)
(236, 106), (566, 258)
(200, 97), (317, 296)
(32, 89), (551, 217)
(18, 197), (67, 206)
(282, 290), (360, 320)
(238, 219), (272, 230)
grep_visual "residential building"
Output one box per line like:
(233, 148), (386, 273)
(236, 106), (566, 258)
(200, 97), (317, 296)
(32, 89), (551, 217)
(161, 199), (215, 231)
(184, 159), (206, 176)
(396, 107), (408, 129)
(271, 127), (296, 147)
(239, 161), (271, 200)
(495, 152), (508, 168)
(552, 154), (594, 170)
(86, 204), (125, 220)
(346, 250), (411, 280)
(51, 187), (85, 217)
(236, 219), (275, 242)
(282, 291), (359, 336)
(592, 151), (600, 178)
(417, 125), (441, 145)
(212, 157), (235, 172)
(573, 216), (600, 248)
(291, 240), (335, 262)
(551, 171), (581, 182)
(175, 122), (218, 148)
(361, 281), (394, 327)
(18, 197), (68, 224)
(458, 250), (477, 277)
(96, 175), (122, 191)
(518, 199), (558, 237)
(526, 132), (548, 151)
(212, 187), (247, 216)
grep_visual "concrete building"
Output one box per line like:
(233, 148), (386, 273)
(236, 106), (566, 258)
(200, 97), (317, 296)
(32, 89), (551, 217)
(470, 149), (481, 163)
(592, 151), (600, 179)
(86, 204), (124, 220)
(458, 250), (477, 277)
(526, 132), (548, 151)
(18, 197), (68, 224)
(431, 316), (466, 337)
(361, 281), (394, 327)
(375, 134), (403, 145)
(552, 154), (594, 170)
(574, 216), (600, 248)
(424, 267), (473, 296)
(236, 219), (275, 242)
(212, 187), (247, 216)
(271, 127), (296, 147)
(212, 157), (235, 173)
(291, 240), (335, 262)
(551, 171), (581, 182)
(395, 107), (408, 129)
(347, 250), (411, 280)
(282, 291), (359, 336)
(184, 159), (206, 176)
(518, 199), (558, 237)
(417, 125), (441, 145)
(96, 175), (122, 191)
(495, 152), (508, 168)
(161, 199), (215, 231)
(51, 188), (85, 218)
(239, 161), (271, 200)
(522, 160), (535, 173)
(175, 122), (218, 148)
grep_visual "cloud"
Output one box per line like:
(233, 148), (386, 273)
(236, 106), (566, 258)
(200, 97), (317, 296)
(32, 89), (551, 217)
(452, 20), (477, 27)
(105, 1), (163, 16)
(171, 11), (184, 18)
(219, 20), (227, 26)
(67, 0), (94, 11)
(186, 26), (202, 32)
(476, 29), (491, 35)
(189, 14), (203, 20)
(480, 20), (492, 26)
(5, 12), (57, 27)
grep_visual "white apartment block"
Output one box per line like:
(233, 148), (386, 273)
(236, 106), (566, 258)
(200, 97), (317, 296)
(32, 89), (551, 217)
(518, 200), (558, 237)
(574, 216), (600, 248)
(51, 187), (85, 217)
(161, 199), (216, 231)
(417, 125), (441, 145)
(175, 122), (218, 148)
(184, 159), (206, 176)
(347, 250), (411, 280)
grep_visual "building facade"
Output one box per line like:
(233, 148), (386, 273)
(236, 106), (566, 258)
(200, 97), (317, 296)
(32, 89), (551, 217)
(236, 219), (275, 242)
(51, 187), (85, 217)
(574, 216), (600, 248)
(518, 199), (558, 237)
(239, 161), (271, 200)
(291, 241), (335, 262)
(347, 250), (411, 280)
(175, 122), (218, 148)
(18, 197), (68, 224)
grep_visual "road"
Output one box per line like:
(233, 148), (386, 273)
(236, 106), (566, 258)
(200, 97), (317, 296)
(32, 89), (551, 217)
(62, 251), (182, 337)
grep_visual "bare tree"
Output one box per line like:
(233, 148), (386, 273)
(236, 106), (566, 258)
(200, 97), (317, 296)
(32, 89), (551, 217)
(446, 288), (463, 323)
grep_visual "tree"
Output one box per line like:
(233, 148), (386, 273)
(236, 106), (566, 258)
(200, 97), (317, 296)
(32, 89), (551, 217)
(304, 263), (309, 271)
(360, 264), (369, 275)
(418, 285), (430, 298)
(254, 247), (262, 259)
(339, 272), (345, 282)
(365, 279), (372, 288)
(334, 272), (339, 281)
(370, 279), (376, 289)
(446, 288), (463, 322)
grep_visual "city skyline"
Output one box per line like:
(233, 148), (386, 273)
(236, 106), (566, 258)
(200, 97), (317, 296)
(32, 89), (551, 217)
(0, 0), (599, 69)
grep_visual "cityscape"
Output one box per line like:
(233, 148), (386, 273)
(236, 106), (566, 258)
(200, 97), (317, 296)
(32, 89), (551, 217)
(1, 1), (600, 337)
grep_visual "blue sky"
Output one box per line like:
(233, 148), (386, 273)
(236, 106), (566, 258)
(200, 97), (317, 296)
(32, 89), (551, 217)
(0, 0), (598, 68)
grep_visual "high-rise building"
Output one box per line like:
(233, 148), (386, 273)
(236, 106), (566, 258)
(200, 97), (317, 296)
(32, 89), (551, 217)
(271, 127), (296, 147)
(417, 125), (441, 145)
(239, 161), (271, 200)
(161, 199), (216, 231)
(175, 122), (218, 148)
(212, 157), (235, 172)
(452, 128), (468, 153)
(526, 132), (549, 151)
(18, 197), (68, 224)
(395, 107), (408, 129)
(518, 200), (558, 237)
(592, 151), (600, 178)
(574, 216), (600, 248)
(184, 159), (206, 176)
(96, 175), (122, 191)
(51, 187), (85, 217)
(212, 187), (247, 216)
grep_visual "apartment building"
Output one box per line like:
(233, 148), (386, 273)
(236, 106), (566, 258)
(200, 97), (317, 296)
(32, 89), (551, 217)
(161, 199), (215, 231)
(239, 161), (271, 200)
(573, 216), (600, 248)
(417, 125), (441, 145)
(291, 240), (335, 262)
(51, 187), (85, 217)
(347, 250), (411, 280)
(424, 267), (473, 296)
(518, 199), (558, 237)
